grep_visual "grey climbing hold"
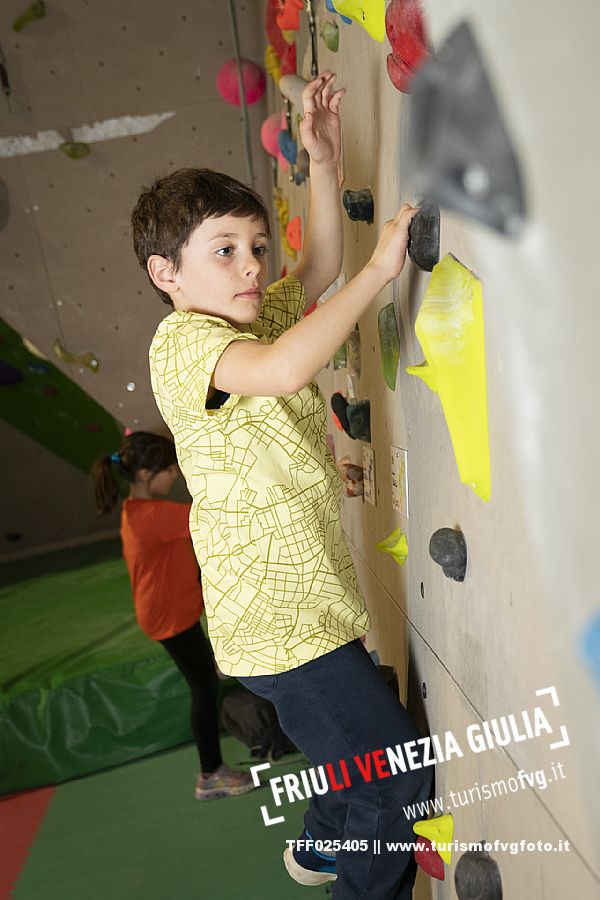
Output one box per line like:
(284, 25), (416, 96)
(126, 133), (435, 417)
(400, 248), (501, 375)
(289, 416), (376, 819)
(455, 848), (502, 900)
(408, 21), (526, 236)
(429, 527), (467, 581)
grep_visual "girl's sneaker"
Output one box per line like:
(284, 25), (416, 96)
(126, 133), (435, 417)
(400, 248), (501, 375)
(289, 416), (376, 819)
(195, 763), (255, 801)
(283, 829), (337, 886)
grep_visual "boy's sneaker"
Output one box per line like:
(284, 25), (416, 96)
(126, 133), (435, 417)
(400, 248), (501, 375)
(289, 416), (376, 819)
(283, 829), (337, 886)
(195, 763), (255, 801)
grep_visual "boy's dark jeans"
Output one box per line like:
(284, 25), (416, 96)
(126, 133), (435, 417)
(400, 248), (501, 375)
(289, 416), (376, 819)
(239, 639), (432, 900)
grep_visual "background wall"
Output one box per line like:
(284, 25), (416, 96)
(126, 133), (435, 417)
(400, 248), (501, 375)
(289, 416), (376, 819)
(1, 1), (599, 897)
(0, 0), (272, 556)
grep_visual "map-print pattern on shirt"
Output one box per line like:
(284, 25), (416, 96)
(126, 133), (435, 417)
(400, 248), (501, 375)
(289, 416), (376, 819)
(149, 275), (370, 676)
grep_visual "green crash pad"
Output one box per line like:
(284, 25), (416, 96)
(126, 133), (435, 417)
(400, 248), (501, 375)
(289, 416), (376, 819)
(0, 540), (226, 795)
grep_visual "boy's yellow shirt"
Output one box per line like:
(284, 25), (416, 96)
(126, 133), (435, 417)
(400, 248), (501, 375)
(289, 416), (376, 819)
(149, 275), (369, 675)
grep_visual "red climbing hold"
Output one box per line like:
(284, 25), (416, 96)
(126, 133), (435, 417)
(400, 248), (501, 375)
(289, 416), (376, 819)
(266, 1), (288, 59)
(414, 836), (445, 881)
(280, 41), (297, 76)
(276, 0), (304, 32)
(385, 0), (429, 93)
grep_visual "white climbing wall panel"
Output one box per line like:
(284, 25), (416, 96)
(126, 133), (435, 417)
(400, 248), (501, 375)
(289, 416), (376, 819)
(275, 0), (600, 896)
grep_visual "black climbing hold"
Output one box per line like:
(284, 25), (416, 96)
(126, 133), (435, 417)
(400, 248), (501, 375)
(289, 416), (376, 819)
(408, 21), (526, 236)
(330, 392), (354, 439)
(455, 848), (502, 900)
(408, 201), (440, 271)
(347, 400), (371, 442)
(296, 148), (310, 177)
(429, 527), (467, 581)
(343, 188), (374, 224)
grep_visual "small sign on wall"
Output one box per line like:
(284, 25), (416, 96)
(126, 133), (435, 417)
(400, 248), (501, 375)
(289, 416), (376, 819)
(362, 445), (376, 506)
(391, 446), (409, 517)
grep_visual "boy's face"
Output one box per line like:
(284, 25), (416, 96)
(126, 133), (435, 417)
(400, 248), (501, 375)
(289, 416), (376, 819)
(163, 214), (269, 327)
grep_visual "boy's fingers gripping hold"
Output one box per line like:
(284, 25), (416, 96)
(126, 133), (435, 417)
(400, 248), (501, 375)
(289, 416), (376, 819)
(368, 203), (419, 284)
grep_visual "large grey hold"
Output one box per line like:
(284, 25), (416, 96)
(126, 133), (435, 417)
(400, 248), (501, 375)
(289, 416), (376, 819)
(429, 527), (467, 581)
(407, 21), (526, 236)
(455, 848), (502, 899)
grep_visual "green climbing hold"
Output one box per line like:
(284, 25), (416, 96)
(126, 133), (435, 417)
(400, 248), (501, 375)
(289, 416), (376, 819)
(378, 303), (400, 390)
(12, 1), (45, 32)
(59, 142), (91, 160)
(321, 20), (340, 52)
(346, 328), (361, 376)
(333, 342), (348, 369)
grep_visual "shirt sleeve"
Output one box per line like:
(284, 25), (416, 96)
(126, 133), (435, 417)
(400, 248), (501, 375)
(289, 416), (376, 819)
(157, 501), (193, 542)
(251, 274), (306, 341)
(150, 316), (259, 415)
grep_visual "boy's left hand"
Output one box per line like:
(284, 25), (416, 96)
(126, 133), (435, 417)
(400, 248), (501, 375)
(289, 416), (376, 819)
(299, 71), (345, 167)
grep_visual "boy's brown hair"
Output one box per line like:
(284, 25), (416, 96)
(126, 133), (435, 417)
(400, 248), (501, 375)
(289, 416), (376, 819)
(131, 168), (271, 305)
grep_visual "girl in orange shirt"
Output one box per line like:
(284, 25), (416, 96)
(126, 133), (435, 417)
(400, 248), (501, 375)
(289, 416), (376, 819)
(93, 431), (253, 801)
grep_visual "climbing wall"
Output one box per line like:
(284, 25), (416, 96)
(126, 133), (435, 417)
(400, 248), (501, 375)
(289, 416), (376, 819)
(271, 0), (600, 896)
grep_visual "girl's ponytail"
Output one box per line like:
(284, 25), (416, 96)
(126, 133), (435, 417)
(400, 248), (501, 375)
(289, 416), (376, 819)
(92, 454), (120, 515)
(91, 432), (177, 515)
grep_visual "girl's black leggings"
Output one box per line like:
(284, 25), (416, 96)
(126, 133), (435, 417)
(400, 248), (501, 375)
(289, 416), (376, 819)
(160, 622), (222, 774)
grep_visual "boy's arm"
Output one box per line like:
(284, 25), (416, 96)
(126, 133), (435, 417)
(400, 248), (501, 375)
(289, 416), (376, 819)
(213, 204), (417, 398)
(290, 73), (345, 307)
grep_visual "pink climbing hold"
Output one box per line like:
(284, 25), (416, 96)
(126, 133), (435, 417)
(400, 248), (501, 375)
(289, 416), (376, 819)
(261, 111), (287, 157)
(385, 0), (429, 93)
(216, 59), (266, 106)
(414, 836), (445, 881)
(285, 215), (302, 250)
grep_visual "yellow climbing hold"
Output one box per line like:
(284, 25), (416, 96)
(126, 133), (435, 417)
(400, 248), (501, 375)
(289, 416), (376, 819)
(376, 527), (408, 566)
(265, 45), (282, 87)
(406, 254), (491, 502)
(413, 815), (454, 865)
(332, 0), (386, 42)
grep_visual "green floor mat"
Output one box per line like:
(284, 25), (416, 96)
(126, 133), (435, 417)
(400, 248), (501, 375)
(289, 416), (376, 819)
(1, 540), (211, 794)
(13, 737), (314, 900)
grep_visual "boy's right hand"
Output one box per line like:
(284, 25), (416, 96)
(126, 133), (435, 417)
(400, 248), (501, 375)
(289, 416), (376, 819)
(367, 203), (419, 284)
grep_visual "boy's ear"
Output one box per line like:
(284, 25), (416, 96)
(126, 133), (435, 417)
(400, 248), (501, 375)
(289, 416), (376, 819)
(147, 255), (178, 296)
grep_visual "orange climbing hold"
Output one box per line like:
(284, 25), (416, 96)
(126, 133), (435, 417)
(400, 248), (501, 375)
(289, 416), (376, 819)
(276, 0), (304, 32)
(285, 215), (302, 250)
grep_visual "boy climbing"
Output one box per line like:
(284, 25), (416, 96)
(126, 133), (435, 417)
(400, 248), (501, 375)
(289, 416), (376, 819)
(132, 72), (431, 899)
